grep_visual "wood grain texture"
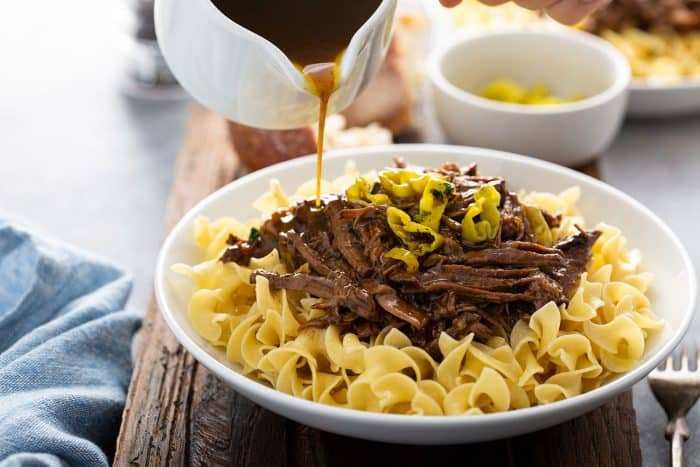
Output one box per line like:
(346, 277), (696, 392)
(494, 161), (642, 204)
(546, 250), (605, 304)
(115, 105), (239, 466)
(115, 106), (641, 467)
(576, 159), (601, 179)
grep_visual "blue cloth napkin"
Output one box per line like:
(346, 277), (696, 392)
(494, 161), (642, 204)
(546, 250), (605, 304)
(0, 220), (141, 467)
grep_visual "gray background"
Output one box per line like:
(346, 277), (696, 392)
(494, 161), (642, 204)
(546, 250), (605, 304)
(1, 1), (697, 466)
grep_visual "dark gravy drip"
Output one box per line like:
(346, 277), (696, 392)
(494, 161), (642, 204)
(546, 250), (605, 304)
(210, 0), (382, 205)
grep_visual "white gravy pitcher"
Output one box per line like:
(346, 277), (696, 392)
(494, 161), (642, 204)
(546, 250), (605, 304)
(155, 0), (398, 129)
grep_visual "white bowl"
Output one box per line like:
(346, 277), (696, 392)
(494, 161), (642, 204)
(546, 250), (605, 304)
(156, 144), (695, 445)
(428, 31), (630, 167)
(628, 80), (700, 118)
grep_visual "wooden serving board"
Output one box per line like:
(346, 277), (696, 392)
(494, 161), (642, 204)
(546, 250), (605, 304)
(114, 105), (642, 467)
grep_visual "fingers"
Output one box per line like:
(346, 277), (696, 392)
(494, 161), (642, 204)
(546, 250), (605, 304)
(513, 0), (560, 11)
(545, 0), (609, 25)
(478, 0), (511, 5)
(439, 0), (464, 7)
(463, 0), (608, 25)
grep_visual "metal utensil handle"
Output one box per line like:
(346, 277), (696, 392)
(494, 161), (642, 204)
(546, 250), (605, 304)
(667, 417), (689, 467)
(671, 427), (683, 467)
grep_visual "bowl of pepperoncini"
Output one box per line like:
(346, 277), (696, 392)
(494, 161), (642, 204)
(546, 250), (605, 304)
(428, 30), (630, 167)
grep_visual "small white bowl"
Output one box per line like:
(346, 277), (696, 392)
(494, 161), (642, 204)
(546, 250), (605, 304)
(428, 30), (630, 166)
(155, 144), (696, 445)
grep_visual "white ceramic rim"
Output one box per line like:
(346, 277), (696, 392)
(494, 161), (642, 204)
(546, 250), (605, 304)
(198, 0), (394, 90)
(630, 78), (700, 91)
(155, 144), (696, 426)
(428, 29), (631, 115)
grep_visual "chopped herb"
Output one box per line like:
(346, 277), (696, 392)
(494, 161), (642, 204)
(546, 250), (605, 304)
(413, 210), (431, 222)
(248, 227), (261, 243)
(431, 189), (444, 202)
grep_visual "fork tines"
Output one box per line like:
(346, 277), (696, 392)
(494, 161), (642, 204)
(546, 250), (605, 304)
(655, 344), (699, 373)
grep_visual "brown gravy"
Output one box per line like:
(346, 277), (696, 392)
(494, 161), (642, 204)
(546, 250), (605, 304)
(210, 0), (382, 205)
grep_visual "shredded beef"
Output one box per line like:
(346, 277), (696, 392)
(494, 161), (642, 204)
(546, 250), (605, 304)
(553, 228), (603, 298)
(278, 230), (332, 276)
(326, 200), (374, 277)
(364, 280), (429, 329)
(586, 0), (700, 33)
(253, 270), (378, 322)
(220, 162), (601, 361)
(458, 247), (565, 268)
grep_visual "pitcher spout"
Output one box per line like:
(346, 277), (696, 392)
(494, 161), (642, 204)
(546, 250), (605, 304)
(339, 0), (397, 87)
(155, 0), (397, 129)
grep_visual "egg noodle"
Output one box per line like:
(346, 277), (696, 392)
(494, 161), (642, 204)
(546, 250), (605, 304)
(602, 28), (700, 83)
(173, 163), (663, 415)
(442, 0), (700, 85)
(445, 0), (553, 31)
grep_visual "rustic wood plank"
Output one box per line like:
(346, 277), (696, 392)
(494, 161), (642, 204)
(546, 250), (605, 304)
(115, 106), (641, 467)
(314, 434), (514, 467)
(510, 391), (641, 467)
(577, 159), (601, 179)
(114, 105), (239, 466)
(188, 371), (289, 467)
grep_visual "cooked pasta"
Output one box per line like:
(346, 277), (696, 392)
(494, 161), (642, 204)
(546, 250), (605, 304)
(173, 163), (663, 415)
(444, 0), (557, 31)
(601, 28), (700, 83)
(440, 1), (700, 84)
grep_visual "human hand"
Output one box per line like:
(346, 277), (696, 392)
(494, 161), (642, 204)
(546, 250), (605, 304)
(438, 0), (607, 25)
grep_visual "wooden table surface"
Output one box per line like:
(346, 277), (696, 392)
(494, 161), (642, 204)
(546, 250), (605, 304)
(114, 105), (642, 467)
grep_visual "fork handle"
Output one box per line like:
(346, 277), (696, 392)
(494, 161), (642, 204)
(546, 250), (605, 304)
(667, 418), (689, 467)
(671, 427), (683, 467)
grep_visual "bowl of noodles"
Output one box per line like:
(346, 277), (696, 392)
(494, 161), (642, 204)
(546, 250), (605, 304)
(595, 26), (700, 117)
(585, 0), (700, 117)
(425, 0), (700, 117)
(155, 145), (696, 444)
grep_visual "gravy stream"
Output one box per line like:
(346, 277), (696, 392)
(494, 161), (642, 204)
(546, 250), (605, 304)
(303, 62), (336, 206)
(209, 0), (382, 205)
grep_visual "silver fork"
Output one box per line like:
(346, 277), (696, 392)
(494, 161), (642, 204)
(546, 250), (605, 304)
(648, 345), (700, 467)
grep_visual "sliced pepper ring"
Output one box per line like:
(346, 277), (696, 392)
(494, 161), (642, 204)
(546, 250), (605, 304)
(461, 185), (501, 243)
(387, 206), (443, 256)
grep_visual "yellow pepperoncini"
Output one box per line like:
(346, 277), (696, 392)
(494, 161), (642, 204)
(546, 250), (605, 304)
(384, 247), (419, 272)
(461, 185), (501, 243)
(378, 169), (430, 199)
(480, 79), (585, 106)
(415, 177), (455, 231)
(345, 177), (391, 205)
(387, 206), (443, 256)
(523, 204), (553, 247)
